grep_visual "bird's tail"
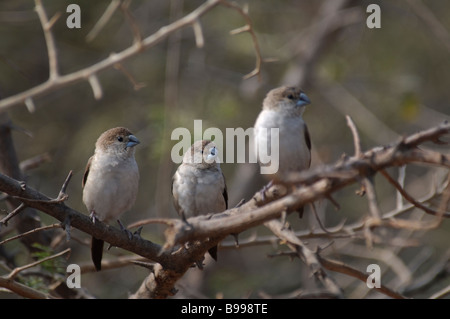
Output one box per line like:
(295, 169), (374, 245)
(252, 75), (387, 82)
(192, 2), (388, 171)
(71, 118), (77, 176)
(91, 237), (104, 271)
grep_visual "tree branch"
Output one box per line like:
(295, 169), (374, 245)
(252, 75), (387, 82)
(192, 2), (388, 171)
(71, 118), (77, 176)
(0, 0), (261, 112)
(0, 121), (449, 298)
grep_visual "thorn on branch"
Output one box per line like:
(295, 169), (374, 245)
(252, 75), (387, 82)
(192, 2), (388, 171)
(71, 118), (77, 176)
(192, 19), (204, 48)
(88, 75), (103, 100)
(346, 115), (362, 158)
(232, 233), (239, 247)
(234, 198), (246, 208)
(132, 260), (156, 272)
(25, 98), (36, 113)
(57, 170), (73, 202)
(325, 194), (341, 210)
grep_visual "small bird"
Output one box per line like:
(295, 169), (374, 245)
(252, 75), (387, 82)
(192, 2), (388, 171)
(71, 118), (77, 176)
(171, 140), (228, 261)
(82, 127), (140, 271)
(254, 86), (312, 211)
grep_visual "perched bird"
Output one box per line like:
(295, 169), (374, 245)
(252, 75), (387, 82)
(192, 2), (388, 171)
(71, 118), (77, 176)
(82, 127), (140, 271)
(171, 140), (228, 261)
(254, 86), (312, 211)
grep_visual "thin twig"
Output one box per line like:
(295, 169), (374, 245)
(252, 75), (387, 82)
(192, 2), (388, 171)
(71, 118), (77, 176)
(221, 0), (262, 80)
(86, 0), (122, 42)
(380, 169), (450, 218)
(396, 166), (406, 209)
(317, 256), (407, 299)
(0, 0), (225, 112)
(34, 0), (59, 80)
(0, 203), (26, 227)
(265, 219), (343, 297)
(0, 224), (61, 246)
(7, 248), (71, 280)
(119, 0), (143, 45)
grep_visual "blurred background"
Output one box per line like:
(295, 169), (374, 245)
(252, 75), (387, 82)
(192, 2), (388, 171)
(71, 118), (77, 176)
(1, 0), (450, 298)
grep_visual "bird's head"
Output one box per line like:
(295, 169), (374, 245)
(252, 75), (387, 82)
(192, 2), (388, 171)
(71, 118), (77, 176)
(183, 139), (220, 169)
(96, 127), (140, 158)
(263, 86), (311, 116)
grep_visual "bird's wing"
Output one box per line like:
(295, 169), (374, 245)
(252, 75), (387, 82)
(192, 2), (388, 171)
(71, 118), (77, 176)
(304, 123), (312, 168)
(82, 155), (93, 188)
(222, 172), (228, 210)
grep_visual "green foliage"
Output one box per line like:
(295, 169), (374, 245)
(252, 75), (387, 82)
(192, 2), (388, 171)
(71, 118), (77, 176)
(30, 243), (66, 275)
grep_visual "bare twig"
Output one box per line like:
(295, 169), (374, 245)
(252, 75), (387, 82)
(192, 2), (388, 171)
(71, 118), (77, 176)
(0, 203), (26, 227)
(119, 0), (143, 45)
(34, 0), (59, 80)
(265, 219), (343, 297)
(0, 122), (449, 298)
(0, 223), (61, 246)
(317, 256), (407, 299)
(7, 248), (71, 280)
(380, 169), (450, 218)
(0, 0), (253, 112)
(0, 276), (53, 299)
(86, 0), (122, 42)
(221, 0), (262, 80)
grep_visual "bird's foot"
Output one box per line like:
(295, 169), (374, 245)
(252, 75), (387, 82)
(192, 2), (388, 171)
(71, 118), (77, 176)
(89, 212), (98, 224)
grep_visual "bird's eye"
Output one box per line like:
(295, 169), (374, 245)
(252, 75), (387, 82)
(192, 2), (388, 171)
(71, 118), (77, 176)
(117, 136), (124, 142)
(287, 94), (294, 100)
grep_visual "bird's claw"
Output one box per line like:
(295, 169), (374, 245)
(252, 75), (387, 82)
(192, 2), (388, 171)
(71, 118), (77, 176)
(89, 212), (98, 224)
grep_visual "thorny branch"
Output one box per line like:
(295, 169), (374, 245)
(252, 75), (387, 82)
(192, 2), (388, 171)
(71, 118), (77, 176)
(1, 1), (450, 299)
(1, 121), (448, 298)
(0, 0), (263, 112)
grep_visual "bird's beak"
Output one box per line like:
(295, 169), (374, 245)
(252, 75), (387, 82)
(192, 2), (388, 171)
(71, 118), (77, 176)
(297, 92), (311, 107)
(206, 147), (218, 162)
(126, 135), (140, 148)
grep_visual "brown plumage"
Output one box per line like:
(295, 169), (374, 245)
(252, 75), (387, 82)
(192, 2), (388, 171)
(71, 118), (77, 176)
(82, 127), (140, 271)
(254, 86), (312, 215)
(171, 140), (228, 261)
